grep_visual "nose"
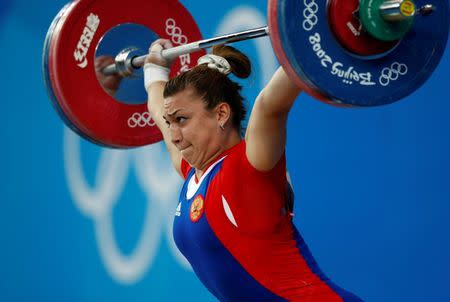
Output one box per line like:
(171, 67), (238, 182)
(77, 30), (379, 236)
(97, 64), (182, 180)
(170, 124), (182, 145)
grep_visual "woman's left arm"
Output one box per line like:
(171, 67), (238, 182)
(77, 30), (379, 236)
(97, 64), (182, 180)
(245, 67), (301, 171)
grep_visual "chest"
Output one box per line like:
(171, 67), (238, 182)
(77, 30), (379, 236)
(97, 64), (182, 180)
(173, 161), (226, 257)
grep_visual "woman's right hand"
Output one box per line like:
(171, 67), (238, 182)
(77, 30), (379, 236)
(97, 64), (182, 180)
(145, 39), (174, 68)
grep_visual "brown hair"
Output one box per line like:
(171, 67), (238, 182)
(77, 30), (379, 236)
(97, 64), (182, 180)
(163, 45), (251, 131)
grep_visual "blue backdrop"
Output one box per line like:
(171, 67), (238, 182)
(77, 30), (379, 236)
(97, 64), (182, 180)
(1, 0), (449, 301)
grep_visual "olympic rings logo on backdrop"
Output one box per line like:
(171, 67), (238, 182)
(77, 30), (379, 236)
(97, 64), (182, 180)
(379, 62), (408, 86)
(63, 131), (189, 284)
(302, 0), (318, 31)
(165, 18), (188, 45)
(128, 112), (156, 128)
(64, 5), (277, 285)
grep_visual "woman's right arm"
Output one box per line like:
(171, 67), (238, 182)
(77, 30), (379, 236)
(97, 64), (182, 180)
(145, 40), (183, 177)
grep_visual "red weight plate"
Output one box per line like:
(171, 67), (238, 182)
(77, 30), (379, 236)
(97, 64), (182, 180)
(49, 0), (205, 148)
(45, 2), (109, 146)
(268, 0), (340, 106)
(327, 0), (397, 57)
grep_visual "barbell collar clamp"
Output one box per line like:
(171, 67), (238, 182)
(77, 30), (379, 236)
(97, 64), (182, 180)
(114, 47), (141, 77)
(380, 0), (416, 22)
(379, 0), (435, 22)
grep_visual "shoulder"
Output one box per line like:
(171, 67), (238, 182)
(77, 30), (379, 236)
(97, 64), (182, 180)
(223, 140), (286, 183)
(231, 139), (286, 170)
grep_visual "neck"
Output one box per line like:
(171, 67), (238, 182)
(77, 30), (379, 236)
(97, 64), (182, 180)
(195, 130), (241, 180)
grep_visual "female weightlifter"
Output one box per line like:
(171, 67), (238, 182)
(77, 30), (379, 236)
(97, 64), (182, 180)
(143, 38), (364, 302)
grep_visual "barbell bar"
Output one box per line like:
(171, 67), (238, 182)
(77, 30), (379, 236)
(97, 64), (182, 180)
(102, 26), (270, 76)
(101, 0), (434, 77)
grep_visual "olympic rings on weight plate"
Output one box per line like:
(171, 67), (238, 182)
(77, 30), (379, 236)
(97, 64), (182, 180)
(128, 112), (157, 128)
(302, 0), (318, 32)
(166, 18), (188, 45)
(379, 62), (408, 86)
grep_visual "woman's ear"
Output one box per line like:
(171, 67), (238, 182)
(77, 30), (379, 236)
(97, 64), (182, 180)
(216, 102), (232, 127)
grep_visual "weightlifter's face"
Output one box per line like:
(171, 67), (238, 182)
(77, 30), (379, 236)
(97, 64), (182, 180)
(163, 87), (223, 169)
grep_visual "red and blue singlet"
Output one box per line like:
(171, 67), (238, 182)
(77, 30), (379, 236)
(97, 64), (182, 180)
(173, 140), (363, 302)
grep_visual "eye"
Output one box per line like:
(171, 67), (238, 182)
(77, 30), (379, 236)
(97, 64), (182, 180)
(176, 117), (187, 123)
(165, 120), (170, 128)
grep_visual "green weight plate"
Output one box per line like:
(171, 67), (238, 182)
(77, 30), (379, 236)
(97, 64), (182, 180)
(360, 0), (415, 41)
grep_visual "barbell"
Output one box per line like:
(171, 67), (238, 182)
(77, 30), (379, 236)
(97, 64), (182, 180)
(42, 0), (449, 148)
